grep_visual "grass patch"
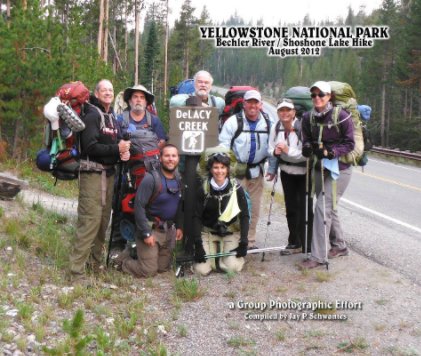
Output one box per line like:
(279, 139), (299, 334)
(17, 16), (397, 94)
(275, 329), (286, 341)
(337, 337), (369, 353)
(375, 298), (389, 306)
(314, 271), (332, 282)
(177, 324), (188, 337)
(227, 336), (255, 348)
(174, 277), (204, 302)
(0, 159), (78, 198)
(17, 302), (35, 321)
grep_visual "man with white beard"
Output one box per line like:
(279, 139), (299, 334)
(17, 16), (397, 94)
(170, 70), (225, 113)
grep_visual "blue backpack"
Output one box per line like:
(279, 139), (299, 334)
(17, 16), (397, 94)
(170, 79), (195, 96)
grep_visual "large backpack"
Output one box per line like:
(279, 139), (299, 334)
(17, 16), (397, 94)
(329, 81), (371, 166)
(118, 111), (161, 214)
(309, 82), (371, 167)
(283, 86), (313, 119)
(197, 145), (246, 180)
(219, 85), (257, 129)
(170, 79), (195, 97)
(36, 81), (90, 181)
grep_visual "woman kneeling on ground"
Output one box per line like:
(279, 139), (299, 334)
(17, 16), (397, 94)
(193, 153), (250, 275)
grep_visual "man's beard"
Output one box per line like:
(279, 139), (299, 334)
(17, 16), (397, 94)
(196, 89), (209, 98)
(131, 104), (146, 114)
(161, 163), (177, 174)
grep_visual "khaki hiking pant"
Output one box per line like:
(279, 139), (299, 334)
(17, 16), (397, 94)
(240, 174), (264, 246)
(194, 231), (245, 276)
(70, 172), (114, 276)
(122, 227), (175, 278)
(311, 167), (352, 263)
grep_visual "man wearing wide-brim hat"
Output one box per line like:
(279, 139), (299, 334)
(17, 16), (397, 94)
(120, 84), (166, 148)
(109, 85), (167, 259)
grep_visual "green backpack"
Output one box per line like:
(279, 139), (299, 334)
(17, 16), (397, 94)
(197, 145), (247, 180)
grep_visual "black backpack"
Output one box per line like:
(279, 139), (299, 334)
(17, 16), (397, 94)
(230, 111), (271, 150)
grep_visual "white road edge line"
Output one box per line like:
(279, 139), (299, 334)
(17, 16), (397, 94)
(341, 198), (421, 234)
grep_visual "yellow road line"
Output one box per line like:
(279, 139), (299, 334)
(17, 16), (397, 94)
(354, 170), (421, 193)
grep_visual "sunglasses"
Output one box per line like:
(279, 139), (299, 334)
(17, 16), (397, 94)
(278, 98), (293, 104)
(311, 92), (327, 99)
(165, 178), (179, 195)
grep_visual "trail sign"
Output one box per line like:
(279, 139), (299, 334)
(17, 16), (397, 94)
(169, 106), (219, 155)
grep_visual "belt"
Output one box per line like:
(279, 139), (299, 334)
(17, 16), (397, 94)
(152, 220), (175, 231)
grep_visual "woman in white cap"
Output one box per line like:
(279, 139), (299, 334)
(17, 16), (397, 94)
(300, 81), (355, 269)
(267, 98), (312, 255)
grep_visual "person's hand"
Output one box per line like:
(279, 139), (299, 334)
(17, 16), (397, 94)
(230, 241), (248, 258)
(313, 146), (325, 160)
(302, 142), (313, 158)
(118, 139), (131, 154)
(176, 228), (183, 241)
(265, 173), (276, 181)
(275, 142), (288, 155)
(144, 235), (156, 247)
(120, 151), (130, 161)
(325, 149), (335, 160)
(194, 241), (206, 263)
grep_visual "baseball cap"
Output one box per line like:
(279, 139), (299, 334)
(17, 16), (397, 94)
(276, 98), (295, 110)
(244, 90), (261, 102)
(310, 81), (331, 94)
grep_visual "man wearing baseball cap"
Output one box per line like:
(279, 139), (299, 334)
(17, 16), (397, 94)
(267, 98), (312, 255)
(219, 89), (276, 249)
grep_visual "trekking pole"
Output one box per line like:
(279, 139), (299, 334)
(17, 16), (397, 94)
(304, 158), (310, 259)
(320, 158), (329, 270)
(262, 173), (278, 262)
(106, 161), (124, 267)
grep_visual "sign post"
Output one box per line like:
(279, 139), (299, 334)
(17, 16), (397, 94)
(169, 106), (219, 254)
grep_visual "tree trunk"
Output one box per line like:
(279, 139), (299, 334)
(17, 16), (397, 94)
(163, 0), (169, 102)
(98, 0), (104, 57)
(380, 82), (386, 147)
(409, 89), (413, 119)
(103, 0), (109, 63)
(134, 0), (140, 85)
(124, 2), (128, 71)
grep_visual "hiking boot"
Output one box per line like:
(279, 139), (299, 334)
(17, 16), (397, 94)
(298, 259), (325, 270)
(86, 261), (106, 275)
(69, 273), (93, 287)
(57, 103), (85, 132)
(328, 247), (349, 259)
(281, 244), (302, 255)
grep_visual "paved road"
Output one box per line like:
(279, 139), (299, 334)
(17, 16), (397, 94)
(339, 157), (421, 284)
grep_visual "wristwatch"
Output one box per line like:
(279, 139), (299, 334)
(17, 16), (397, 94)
(143, 232), (152, 239)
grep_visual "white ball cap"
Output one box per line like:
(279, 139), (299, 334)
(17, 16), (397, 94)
(244, 89), (261, 102)
(277, 99), (295, 110)
(310, 81), (331, 94)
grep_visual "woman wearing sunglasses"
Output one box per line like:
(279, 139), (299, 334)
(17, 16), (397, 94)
(193, 153), (250, 275)
(300, 81), (355, 269)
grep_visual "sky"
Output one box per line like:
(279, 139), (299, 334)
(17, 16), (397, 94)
(167, 0), (384, 26)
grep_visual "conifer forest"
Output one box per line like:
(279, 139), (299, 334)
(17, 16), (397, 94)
(1, 0), (420, 160)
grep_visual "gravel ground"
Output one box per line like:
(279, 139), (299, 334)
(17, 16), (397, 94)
(1, 188), (420, 355)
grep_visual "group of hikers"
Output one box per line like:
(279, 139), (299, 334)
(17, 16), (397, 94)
(56, 70), (355, 284)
